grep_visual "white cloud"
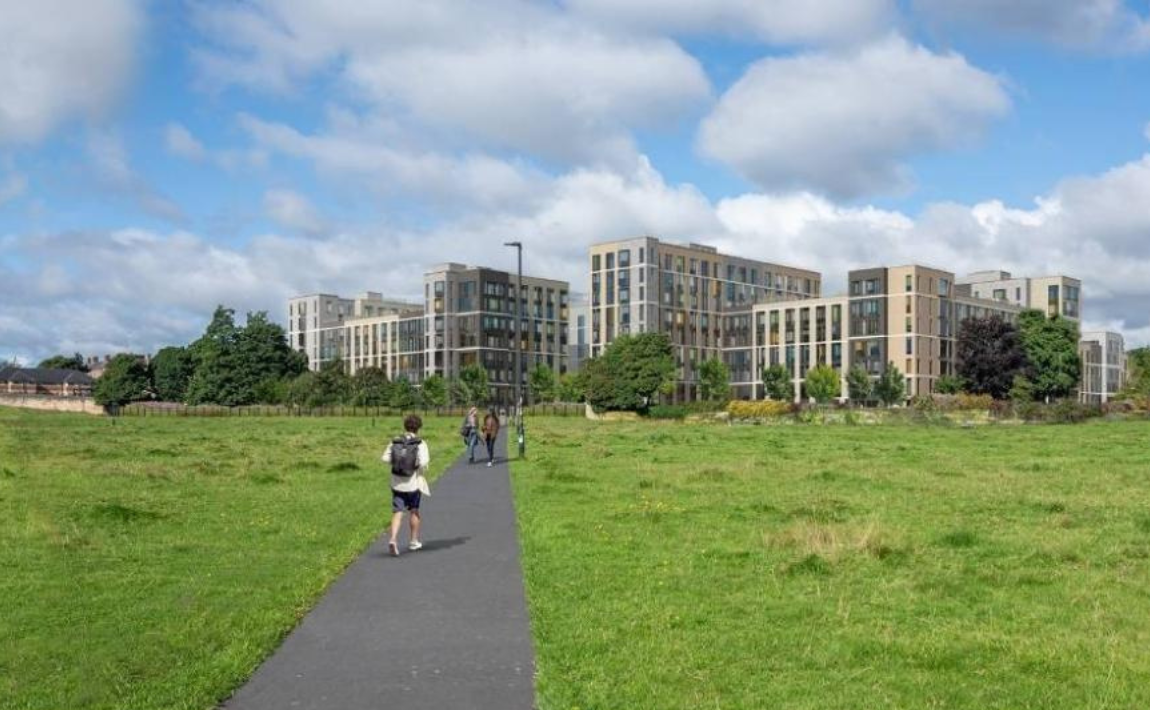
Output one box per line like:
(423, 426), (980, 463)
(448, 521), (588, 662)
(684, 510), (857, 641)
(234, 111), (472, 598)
(87, 131), (185, 223)
(164, 122), (207, 161)
(263, 189), (327, 236)
(0, 0), (141, 144)
(912, 0), (1150, 51)
(698, 35), (1011, 198)
(193, 0), (710, 165)
(566, 0), (895, 44)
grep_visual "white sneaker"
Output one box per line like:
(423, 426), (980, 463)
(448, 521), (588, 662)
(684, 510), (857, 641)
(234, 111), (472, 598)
(388, 541), (400, 557)
(408, 540), (423, 551)
(487, 460), (493, 467)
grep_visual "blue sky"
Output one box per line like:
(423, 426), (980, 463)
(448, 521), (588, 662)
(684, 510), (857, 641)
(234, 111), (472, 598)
(2, 0), (1150, 361)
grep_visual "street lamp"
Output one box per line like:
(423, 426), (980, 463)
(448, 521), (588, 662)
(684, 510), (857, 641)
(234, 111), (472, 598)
(503, 240), (526, 458)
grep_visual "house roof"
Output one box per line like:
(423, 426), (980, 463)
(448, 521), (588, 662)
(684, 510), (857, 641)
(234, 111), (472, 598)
(0, 367), (94, 386)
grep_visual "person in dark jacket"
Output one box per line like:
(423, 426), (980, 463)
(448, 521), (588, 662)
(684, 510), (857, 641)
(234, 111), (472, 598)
(482, 409), (500, 467)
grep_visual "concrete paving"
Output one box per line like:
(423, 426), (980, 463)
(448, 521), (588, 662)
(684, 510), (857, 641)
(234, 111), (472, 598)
(221, 432), (535, 710)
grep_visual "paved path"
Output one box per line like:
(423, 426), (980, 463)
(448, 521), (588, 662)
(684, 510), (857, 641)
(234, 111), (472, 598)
(222, 432), (535, 710)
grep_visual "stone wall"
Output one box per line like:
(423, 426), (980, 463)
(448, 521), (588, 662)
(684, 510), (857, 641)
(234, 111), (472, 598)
(0, 395), (105, 415)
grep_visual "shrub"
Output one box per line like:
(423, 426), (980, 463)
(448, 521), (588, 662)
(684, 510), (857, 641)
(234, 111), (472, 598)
(727, 400), (793, 420)
(1049, 400), (1102, 424)
(646, 405), (688, 420)
(955, 393), (994, 411)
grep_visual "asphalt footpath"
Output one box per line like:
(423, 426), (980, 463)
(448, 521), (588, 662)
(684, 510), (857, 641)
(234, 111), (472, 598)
(221, 431), (535, 710)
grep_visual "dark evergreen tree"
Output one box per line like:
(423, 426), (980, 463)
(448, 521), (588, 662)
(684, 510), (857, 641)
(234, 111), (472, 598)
(151, 346), (193, 402)
(956, 316), (1028, 399)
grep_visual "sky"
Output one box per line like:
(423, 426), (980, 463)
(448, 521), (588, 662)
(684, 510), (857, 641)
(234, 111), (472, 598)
(2, 0), (1150, 363)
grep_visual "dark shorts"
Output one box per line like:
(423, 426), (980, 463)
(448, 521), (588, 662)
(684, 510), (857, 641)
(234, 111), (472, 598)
(391, 489), (422, 513)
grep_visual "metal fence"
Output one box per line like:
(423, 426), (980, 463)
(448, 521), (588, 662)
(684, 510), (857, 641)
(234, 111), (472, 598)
(117, 402), (586, 418)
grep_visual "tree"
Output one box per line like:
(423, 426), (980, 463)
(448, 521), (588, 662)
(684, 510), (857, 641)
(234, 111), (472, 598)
(1009, 374), (1035, 403)
(186, 307), (306, 406)
(389, 376), (419, 409)
(935, 374), (966, 395)
(805, 364), (840, 404)
(448, 376), (472, 406)
(584, 333), (675, 411)
(93, 354), (151, 407)
(761, 364), (792, 401)
(556, 370), (586, 403)
(38, 353), (87, 371)
(846, 365), (872, 405)
(351, 367), (392, 406)
(151, 346), (193, 401)
(957, 316), (1028, 399)
(698, 358), (731, 403)
(420, 373), (447, 408)
(1018, 310), (1080, 401)
(874, 362), (906, 407)
(459, 364), (490, 405)
(1119, 347), (1150, 399)
(529, 364), (557, 403)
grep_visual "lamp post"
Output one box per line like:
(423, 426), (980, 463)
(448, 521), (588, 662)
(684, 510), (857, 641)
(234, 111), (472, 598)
(503, 241), (526, 458)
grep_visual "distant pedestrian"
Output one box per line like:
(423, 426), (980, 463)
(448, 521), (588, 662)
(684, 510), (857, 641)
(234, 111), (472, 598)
(482, 408), (500, 467)
(461, 406), (480, 463)
(382, 414), (430, 556)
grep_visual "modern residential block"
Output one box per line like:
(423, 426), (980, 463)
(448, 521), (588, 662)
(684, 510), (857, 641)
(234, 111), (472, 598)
(289, 264), (569, 404)
(957, 271), (1082, 321)
(752, 265), (1028, 401)
(588, 236), (822, 400)
(1079, 331), (1126, 404)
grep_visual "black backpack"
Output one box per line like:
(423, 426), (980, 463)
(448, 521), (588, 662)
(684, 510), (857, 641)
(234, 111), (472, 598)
(390, 437), (422, 477)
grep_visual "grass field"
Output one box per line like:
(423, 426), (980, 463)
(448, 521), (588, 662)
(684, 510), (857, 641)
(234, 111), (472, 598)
(0, 408), (458, 710)
(512, 418), (1150, 710)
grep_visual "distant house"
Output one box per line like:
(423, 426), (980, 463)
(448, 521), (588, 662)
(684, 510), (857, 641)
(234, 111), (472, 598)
(0, 367), (95, 397)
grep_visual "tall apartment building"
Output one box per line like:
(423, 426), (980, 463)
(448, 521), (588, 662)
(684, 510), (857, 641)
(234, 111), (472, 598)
(289, 264), (569, 404)
(588, 237), (822, 400)
(752, 265), (1027, 401)
(567, 293), (590, 373)
(957, 271), (1082, 321)
(1079, 331), (1126, 404)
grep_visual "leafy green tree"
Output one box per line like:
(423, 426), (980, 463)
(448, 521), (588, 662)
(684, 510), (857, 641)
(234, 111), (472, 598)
(1009, 374), (1035, 403)
(351, 367), (392, 406)
(957, 316), (1028, 399)
(93, 354), (151, 407)
(38, 353), (87, 371)
(1018, 310), (1080, 401)
(448, 376), (472, 406)
(698, 358), (731, 402)
(420, 373), (447, 407)
(761, 364), (792, 401)
(1119, 347), (1150, 399)
(186, 307), (306, 405)
(935, 374), (966, 395)
(151, 346), (193, 401)
(846, 365), (872, 405)
(389, 376), (419, 409)
(459, 364), (490, 405)
(805, 364), (840, 404)
(556, 370), (586, 403)
(529, 364), (557, 403)
(585, 333), (675, 411)
(874, 362), (906, 407)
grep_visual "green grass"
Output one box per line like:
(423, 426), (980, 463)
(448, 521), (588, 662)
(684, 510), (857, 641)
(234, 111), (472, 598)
(512, 419), (1150, 710)
(0, 409), (458, 710)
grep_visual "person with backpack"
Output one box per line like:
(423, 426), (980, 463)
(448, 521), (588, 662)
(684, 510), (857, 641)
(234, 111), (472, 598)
(482, 408), (500, 467)
(382, 414), (431, 556)
(460, 406), (479, 464)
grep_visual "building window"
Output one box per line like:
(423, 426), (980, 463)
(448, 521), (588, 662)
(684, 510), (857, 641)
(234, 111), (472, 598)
(906, 337), (913, 355)
(592, 254), (600, 271)
(619, 249), (631, 268)
(993, 288), (1006, 301)
(606, 252), (615, 270)
(905, 274), (913, 292)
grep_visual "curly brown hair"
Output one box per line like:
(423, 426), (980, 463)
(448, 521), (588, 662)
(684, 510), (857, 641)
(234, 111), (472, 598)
(403, 414), (422, 433)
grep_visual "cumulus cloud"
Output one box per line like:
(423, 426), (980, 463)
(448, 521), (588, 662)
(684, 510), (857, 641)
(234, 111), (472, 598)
(698, 35), (1011, 198)
(164, 122), (207, 161)
(192, 0), (710, 165)
(912, 0), (1150, 51)
(87, 131), (185, 223)
(0, 0), (142, 144)
(566, 0), (895, 44)
(263, 188), (327, 236)
(6, 149), (1150, 362)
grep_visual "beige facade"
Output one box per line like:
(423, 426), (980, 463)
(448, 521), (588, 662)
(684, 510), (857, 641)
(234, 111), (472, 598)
(589, 236), (821, 400)
(1079, 331), (1126, 404)
(957, 271), (1081, 321)
(753, 265), (1023, 401)
(289, 264), (569, 404)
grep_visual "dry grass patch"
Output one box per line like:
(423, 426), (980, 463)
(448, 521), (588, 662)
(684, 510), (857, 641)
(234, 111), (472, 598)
(764, 519), (906, 564)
